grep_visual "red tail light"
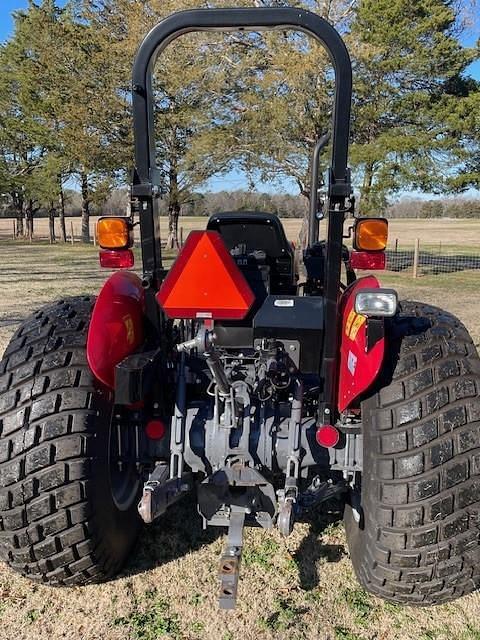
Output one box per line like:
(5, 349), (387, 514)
(99, 249), (134, 269)
(350, 251), (386, 271)
(157, 231), (254, 320)
(316, 424), (340, 448)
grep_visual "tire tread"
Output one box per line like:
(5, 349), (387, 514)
(348, 301), (480, 605)
(0, 297), (126, 586)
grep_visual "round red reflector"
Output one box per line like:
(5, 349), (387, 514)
(145, 419), (166, 440)
(316, 424), (340, 448)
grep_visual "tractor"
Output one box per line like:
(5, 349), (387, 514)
(1, 7), (480, 610)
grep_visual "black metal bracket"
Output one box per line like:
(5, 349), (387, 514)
(115, 349), (162, 405)
(366, 318), (385, 352)
(131, 183), (153, 198)
(308, 132), (331, 248)
(297, 478), (348, 513)
(328, 168), (352, 198)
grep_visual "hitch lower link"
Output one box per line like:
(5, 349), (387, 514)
(138, 346), (193, 523)
(137, 463), (193, 523)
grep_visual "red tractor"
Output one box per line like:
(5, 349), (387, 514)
(1, 8), (479, 610)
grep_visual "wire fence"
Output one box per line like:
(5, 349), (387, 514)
(386, 244), (480, 277)
(2, 216), (480, 279)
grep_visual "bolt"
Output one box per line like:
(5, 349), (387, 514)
(289, 344), (296, 351)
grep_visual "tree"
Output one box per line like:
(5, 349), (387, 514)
(348, 0), (480, 212)
(217, 0), (479, 216)
(421, 200), (444, 219)
(0, 31), (45, 237)
(52, 2), (130, 242)
(82, 0), (264, 248)
(0, 1), (78, 241)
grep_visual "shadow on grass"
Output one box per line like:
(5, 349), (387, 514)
(122, 494), (346, 591)
(124, 494), (221, 577)
(293, 502), (346, 591)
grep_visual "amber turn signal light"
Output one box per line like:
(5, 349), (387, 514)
(97, 217), (133, 250)
(353, 217), (388, 252)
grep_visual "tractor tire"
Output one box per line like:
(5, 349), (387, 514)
(345, 301), (480, 605)
(0, 297), (142, 586)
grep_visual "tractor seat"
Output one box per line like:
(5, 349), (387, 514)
(207, 212), (297, 349)
(206, 211), (296, 297)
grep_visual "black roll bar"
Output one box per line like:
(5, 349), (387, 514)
(131, 8), (353, 423)
(132, 7), (352, 196)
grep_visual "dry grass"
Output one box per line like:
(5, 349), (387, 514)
(0, 219), (480, 640)
(2, 215), (480, 250)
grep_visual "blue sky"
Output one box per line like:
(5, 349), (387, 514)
(0, 1), (66, 41)
(1, 1), (478, 197)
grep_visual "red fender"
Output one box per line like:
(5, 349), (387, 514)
(337, 275), (385, 412)
(87, 271), (145, 388)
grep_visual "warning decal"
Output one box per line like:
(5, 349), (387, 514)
(345, 310), (367, 340)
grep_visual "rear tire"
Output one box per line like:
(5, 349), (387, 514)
(345, 302), (480, 605)
(0, 297), (142, 586)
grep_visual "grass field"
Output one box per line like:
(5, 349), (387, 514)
(2, 215), (480, 250)
(0, 218), (479, 640)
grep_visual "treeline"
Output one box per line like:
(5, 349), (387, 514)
(0, 188), (307, 219)
(3, 188), (479, 223)
(171, 193), (480, 220)
(387, 199), (480, 219)
(1, 1), (479, 245)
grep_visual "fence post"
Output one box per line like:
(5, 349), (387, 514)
(394, 238), (398, 253)
(93, 222), (96, 246)
(413, 238), (420, 279)
(70, 221), (74, 245)
(12, 219), (16, 239)
(180, 226), (184, 247)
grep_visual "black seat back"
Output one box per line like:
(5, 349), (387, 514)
(207, 211), (296, 297)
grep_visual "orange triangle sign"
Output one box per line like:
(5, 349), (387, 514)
(157, 231), (255, 320)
